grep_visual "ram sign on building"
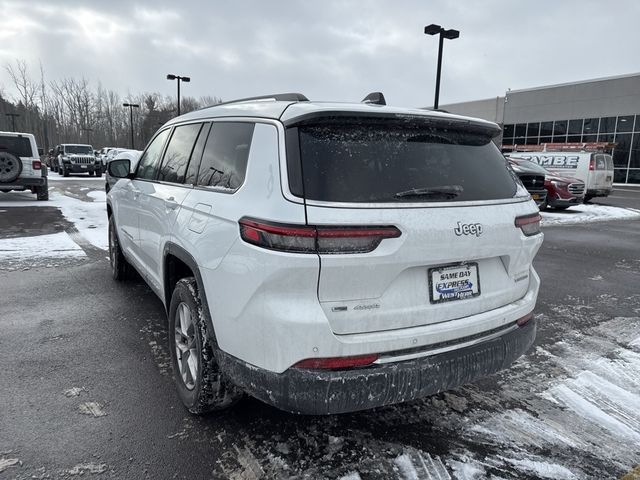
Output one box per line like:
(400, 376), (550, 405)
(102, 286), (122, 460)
(439, 73), (640, 184)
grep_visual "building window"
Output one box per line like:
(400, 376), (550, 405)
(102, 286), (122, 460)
(616, 115), (634, 133)
(583, 118), (599, 134)
(568, 119), (583, 135)
(503, 124), (514, 138)
(630, 133), (640, 168)
(526, 122), (540, 138)
(540, 121), (553, 137)
(613, 133), (631, 168)
(599, 116), (616, 134)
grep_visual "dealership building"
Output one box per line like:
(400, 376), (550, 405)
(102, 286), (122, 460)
(442, 73), (640, 183)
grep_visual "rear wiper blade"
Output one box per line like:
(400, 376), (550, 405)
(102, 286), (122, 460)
(393, 185), (463, 199)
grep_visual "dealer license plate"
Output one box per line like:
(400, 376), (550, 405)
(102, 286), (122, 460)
(532, 194), (540, 200)
(429, 263), (480, 304)
(81, 165), (87, 169)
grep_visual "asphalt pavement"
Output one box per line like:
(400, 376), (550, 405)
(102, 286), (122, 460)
(0, 178), (639, 479)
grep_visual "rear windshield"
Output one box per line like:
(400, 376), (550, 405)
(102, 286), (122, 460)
(292, 121), (517, 203)
(0, 135), (33, 157)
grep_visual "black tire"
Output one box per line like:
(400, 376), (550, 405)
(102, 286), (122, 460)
(553, 205), (570, 211)
(539, 198), (547, 211)
(62, 166), (69, 177)
(96, 169), (103, 178)
(108, 216), (131, 281)
(584, 194), (593, 203)
(36, 184), (49, 201)
(89, 170), (95, 177)
(0, 151), (22, 183)
(169, 277), (241, 414)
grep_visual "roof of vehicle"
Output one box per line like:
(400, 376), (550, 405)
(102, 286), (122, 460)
(0, 131), (36, 138)
(61, 143), (93, 147)
(165, 97), (501, 134)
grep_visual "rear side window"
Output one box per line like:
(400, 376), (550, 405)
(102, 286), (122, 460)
(595, 154), (607, 170)
(293, 120), (516, 203)
(0, 135), (33, 157)
(136, 129), (171, 180)
(158, 123), (203, 183)
(196, 122), (255, 190)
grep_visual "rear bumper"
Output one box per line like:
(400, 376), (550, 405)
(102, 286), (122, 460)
(0, 176), (47, 188)
(218, 318), (536, 415)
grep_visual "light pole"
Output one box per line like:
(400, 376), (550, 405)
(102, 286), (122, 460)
(81, 127), (93, 144)
(5, 113), (19, 132)
(166, 74), (191, 116)
(424, 24), (460, 110)
(122, 103), (140, 149)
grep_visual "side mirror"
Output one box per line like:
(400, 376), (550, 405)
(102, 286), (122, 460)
(108, 159), (132, 178)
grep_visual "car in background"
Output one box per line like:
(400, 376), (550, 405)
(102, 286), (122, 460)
(52, 143), (102, 177)
(506, 149), (613, 202)
(507, 159), (547, 209)
(105, 149), (141, 193)
(508, 157), (585, 210)
(0, 131), (48, 201)
(97, 147), (118, 170)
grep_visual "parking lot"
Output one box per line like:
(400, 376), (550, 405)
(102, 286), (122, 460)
(1, 177), (639, 479)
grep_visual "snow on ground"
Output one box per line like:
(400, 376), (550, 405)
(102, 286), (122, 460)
(0, 231), (85, 270)
(47, 175), (104, 182)
(541, 203), (640, 226)
(49, 191), (108, 250)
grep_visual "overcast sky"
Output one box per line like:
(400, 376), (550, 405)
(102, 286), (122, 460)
(1, 0), (638, 108)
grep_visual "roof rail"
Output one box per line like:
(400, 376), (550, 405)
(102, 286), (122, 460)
(361, 92), (386, 106)
(215, 93), (309, 107)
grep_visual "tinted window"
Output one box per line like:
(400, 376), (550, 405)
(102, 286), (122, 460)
(503, 124), (514, 138)
(184, 123), (211, 185)
(553, 120), (568, 136)
(616, 115), (634, 133)
(540, 121), (554, 136)
(568, 119), (583, 135)
(158, 123), (202, 183)
(583, 118), (599, 134)
(296, 121), (517, 203)
(515, 124), (526, 137)
(599, 117), (616, 133)
(64, 145), (92, 154)
(0, 135), (33, 157)
(612, 134), (631, 167)
(197, 122), (255, 190)
(526, 123), (540, 138)
(136, 129), (170, 180)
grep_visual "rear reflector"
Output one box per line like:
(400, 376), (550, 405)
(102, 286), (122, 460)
(293, 354), (378, 370)
(515, 213), (541, 236)
(32, 160), (42, 170)
(239, 218), (401, 254)
(516, 312), (534, 327)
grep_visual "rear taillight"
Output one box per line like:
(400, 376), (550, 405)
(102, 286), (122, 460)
(32, 160), (42, 170)
(239, 218), (401, 254)
(589, 158), (595, 171)
(293, 354), (378, 370)
(516, 312), (534, 327)
(515, 213), (541, 236)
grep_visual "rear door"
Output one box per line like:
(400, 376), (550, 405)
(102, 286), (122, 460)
(291, 118), (538, 335)
(137, 123), (204, 291)
(593, 154), (609, 190)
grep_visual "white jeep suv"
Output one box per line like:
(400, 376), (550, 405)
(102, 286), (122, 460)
(106, 93), (543, 415)
(0, 131), (48, 201)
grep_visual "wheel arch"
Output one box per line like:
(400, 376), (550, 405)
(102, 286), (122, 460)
(163, 243), (216, 341)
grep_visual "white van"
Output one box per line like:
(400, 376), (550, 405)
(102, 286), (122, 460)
(506, 151), (613, 201)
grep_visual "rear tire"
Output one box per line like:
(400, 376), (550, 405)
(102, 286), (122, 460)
(169, 277), (241, 414)
(36, 184), (49, 201)
(108, 216), (131, 281)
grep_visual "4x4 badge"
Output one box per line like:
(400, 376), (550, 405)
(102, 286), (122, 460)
(454, 222), (483, 237)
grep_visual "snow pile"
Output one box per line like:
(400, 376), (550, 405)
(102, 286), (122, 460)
(53, 191), (108, 250)
(0, 232), (85, 270)
(541, 204), (640, 226)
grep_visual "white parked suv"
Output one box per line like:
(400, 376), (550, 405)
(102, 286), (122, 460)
(0, 131), (48, 201)
(106, 93), (543, 415)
